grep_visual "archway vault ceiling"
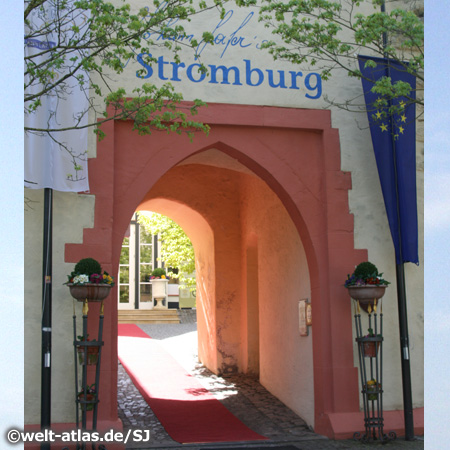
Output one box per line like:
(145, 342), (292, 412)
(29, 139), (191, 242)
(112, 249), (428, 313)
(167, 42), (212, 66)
(177, 148), (258, 177)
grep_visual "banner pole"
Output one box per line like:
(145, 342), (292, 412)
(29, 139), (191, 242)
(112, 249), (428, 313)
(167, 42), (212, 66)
(381, 0), (414, 440)
(41, 187), (53, 450)
(395, 263), (414, 439)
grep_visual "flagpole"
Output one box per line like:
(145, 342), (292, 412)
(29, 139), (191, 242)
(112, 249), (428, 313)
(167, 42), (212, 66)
(41, 187), (53, 450)
(381, 1), (414, 440)
(395, 264), (414, 439)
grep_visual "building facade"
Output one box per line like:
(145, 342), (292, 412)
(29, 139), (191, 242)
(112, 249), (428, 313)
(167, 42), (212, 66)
(24, 0), (424, 441)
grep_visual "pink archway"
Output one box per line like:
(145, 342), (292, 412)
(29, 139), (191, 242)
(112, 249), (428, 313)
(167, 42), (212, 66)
(65, 102), (368, 438)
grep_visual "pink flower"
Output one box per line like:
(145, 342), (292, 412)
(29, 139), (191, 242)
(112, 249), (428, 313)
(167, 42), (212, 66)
(90, 273), (102, 284)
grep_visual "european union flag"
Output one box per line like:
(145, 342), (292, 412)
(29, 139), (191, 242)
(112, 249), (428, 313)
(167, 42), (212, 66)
(358, 55), (419, 265)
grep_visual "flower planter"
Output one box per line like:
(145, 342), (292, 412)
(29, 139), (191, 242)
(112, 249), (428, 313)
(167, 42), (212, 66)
(363, 341), (380, 358)
(78, 393), (95, 411)
(77, 346), (99, 365)
(366, 383), (381, 401)
(67, 283), (112, 302)
(347, 285), (387, 312)
(151, 279), (168, 298)
(151, 279), (168, 309)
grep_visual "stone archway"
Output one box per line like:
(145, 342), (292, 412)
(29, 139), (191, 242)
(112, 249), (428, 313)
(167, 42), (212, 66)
(65, 102), (367, 438)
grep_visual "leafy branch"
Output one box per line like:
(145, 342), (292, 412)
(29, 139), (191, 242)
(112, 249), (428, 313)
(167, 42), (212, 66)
(258, 0), (424, 114)
(138, 211), (196, 288)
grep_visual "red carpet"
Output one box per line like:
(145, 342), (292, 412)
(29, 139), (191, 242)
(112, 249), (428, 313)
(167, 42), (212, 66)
(118, 324), (266, 444)
(118, 323), (152, 338)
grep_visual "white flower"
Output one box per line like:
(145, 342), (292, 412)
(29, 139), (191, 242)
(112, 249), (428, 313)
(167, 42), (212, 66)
(73, 274), (89, 285)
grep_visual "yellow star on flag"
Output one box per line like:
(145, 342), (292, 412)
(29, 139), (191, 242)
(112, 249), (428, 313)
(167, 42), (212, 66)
(399, 100), (406, 109)
(380, 123), (388, 132)
(375, 111), (382, 120)
(398, 126), (405, 134)
(400, 114), (407, 123)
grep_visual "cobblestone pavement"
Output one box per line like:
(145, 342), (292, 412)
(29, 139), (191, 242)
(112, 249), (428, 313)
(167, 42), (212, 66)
(117, 310), (424, 450)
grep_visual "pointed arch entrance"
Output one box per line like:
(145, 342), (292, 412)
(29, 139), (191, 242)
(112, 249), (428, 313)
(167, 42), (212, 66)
(65, 103), (367, 438)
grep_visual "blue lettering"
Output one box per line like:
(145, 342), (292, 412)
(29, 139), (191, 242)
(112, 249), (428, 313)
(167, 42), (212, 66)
(245, 60), (263, 87)
(220, 13), (253, 58)
(196, 10), (254, 59)
(266, 70), (287, 89)
(197, 10), (234, 57)
(209, 65), (242, 85)
(214, 34), (227, 46)
(171, 62), (186, 82)
(256, 40), (269, 50)
(134, 55), (322, 100)
(157, 56), (169, 80)
(178, 34), (194, 44)
(305, 73), (322, 99)
(136, 52), (153, 79)
(187, 64), (206, 83)
(289, 71), (303, 90)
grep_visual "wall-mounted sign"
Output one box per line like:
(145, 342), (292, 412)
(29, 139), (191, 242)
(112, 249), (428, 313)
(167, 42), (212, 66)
(306, 302), (312, 327)
(126, 4), (324, 101)
(299, 299), (308, 336)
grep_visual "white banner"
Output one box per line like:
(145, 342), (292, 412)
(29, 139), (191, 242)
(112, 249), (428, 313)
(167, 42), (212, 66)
(24, 1), (90, 192)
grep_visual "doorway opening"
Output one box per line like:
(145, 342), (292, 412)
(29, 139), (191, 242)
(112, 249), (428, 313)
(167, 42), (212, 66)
(117, 212), (196, 313)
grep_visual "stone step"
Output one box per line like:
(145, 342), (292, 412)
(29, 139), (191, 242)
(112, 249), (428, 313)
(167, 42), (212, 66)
(119, 309), (179, 314)
(119, 308), (178, 315)
(118, 309), (180, 324)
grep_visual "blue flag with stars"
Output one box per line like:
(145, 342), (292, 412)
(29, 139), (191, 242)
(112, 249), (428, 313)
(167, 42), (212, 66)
(358, 55), (418, 265)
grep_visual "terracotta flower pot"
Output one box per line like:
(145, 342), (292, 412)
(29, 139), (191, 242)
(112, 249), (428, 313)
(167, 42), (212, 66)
(67, 283), (112, 302)
(363, 341), (380, 358)
(78, 393), (95, 411)
(77, 346), (99, 365)
(347, 285), (387, 312)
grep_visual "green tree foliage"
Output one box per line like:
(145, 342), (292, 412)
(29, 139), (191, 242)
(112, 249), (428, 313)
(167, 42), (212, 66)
(24, 0), (220, 143)
(258, 0), (424, 115)
(138, 211), (196, 287)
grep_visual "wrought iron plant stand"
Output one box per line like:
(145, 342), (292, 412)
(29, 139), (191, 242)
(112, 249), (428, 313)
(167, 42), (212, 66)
(69, 284), (111, 450)
(352, 298), (396, 443)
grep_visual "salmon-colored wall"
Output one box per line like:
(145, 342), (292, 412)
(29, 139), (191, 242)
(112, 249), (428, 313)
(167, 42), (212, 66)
(238, 174), (315, 423)
(64, 102), (387, 437)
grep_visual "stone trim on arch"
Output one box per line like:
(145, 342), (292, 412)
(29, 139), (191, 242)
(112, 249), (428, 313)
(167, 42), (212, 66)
(65, 102), (367, 438)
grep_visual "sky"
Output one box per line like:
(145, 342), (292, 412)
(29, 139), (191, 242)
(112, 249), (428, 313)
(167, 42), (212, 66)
(0, 2), (24, 447)
(0, 0), (444, 447)
(424, 2), (450, 448)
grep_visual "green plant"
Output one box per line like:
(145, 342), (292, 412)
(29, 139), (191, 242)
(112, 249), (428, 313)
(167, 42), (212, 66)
(67, 257), (114, 286)
(74, 258), (102, 277)
(366, 379), (381, 401)
(151, 268), (167, 279)
(78, 383), (96, 396)
(78, 383), (96, 411)
(344, 261), (389, 287)
(366, 328), (381, 338)
(354, 262), (378, 280)
(76, 334), (98, 344)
